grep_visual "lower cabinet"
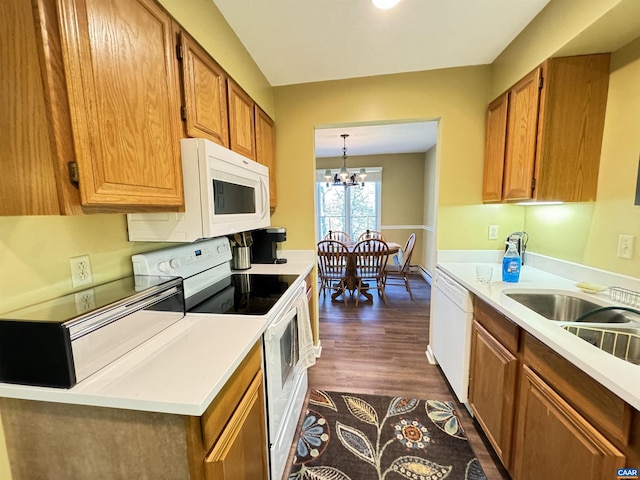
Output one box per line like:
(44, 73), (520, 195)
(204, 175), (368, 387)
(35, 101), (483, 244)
(469, 320), (518, 469)
(0, 342), (268, 480)
(204, 372), (268, 480)
(469, 298), (636, 477)
(513, 365), (624, 480)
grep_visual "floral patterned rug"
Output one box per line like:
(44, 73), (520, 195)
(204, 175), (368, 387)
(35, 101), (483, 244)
(287, 390), (487, 480)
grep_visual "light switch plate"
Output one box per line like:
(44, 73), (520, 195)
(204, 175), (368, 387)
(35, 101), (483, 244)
(618, 234), (635, 259)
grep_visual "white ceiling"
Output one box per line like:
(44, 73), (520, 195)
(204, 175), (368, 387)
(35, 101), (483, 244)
(315, 122), (438, 158)
(212, 0), (550, 87)
(212, 0), (550, 156)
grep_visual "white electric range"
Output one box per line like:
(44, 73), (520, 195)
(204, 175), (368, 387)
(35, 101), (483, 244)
(132, 236), (311, 480)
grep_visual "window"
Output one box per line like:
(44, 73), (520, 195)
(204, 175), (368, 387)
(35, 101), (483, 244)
(315, 168), (382, 242)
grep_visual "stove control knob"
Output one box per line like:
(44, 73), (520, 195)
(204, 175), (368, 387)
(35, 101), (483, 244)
(158, 261), (171, 272)
(217, 245), (226, 253)
(169, 258), (181, 269)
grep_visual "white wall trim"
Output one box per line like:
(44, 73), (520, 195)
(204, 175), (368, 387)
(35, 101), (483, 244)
(381, 224), (434, 231)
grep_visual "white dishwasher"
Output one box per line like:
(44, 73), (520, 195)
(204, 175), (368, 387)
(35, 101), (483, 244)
(428, 267), (474, 406)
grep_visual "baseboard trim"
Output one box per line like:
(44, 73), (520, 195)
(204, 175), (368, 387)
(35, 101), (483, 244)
(425, 345), (437, 365)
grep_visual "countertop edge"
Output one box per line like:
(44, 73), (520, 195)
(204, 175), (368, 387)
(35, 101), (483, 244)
(0, 255), (316, 416)
(437, 262), (640, 411)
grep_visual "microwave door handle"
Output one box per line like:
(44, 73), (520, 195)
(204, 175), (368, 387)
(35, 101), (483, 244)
(261, 177), (269, 218)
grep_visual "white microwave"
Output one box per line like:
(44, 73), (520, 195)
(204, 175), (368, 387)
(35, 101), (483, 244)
(127, 138), (270, 242)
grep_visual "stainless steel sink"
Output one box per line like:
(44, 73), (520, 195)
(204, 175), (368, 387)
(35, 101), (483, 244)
(505, 292), (632, 323)
(562, 325), (640, 364)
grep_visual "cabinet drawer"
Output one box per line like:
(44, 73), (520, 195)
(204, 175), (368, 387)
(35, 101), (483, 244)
(524, 333), (631, 447)
(201, 341), (262, 450)
(474, 297), (520, 354)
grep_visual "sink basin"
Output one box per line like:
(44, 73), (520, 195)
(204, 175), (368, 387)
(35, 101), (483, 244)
(562, 325), (640, 365)
(505, 292), (631, 323)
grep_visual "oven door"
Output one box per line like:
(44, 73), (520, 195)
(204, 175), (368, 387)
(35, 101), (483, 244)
(202, 141), (270, 237)
(263, 292), (302, 441)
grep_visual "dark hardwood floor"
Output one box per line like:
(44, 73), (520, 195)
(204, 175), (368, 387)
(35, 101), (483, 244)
(282, 273), (510, 480)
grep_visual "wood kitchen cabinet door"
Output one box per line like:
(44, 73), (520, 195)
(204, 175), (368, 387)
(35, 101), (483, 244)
(204, 372), (269, 480)
(485, 54), (610, 204)
(502, 67), (541, 202)
(512, 366), (625, 480)
(469, 320), (519, 471)
(179, 32), (229, 147)
(227, 79), (257, 160)
(2, 0), (82, 215)
(482, 92), (509, 203)
(55, 0), (184, 210)
(255, 106), (277, 208)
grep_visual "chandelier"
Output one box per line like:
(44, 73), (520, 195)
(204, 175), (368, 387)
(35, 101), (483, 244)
(324, 134), (366, 188)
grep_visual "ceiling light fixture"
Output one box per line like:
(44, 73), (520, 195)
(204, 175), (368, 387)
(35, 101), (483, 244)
(324, 134), (366, 188)
(371, 0), (401, 10)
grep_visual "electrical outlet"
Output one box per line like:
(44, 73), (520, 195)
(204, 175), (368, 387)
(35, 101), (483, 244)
(618, 235), (635, 259)
(74, 289), (96, 314)
(70, 255), (93, 288)
(488, 225), (499, 240)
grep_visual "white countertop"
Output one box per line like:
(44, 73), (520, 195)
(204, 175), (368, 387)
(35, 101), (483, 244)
(436, 256), (640, 411)
(0, 251), (315, 416)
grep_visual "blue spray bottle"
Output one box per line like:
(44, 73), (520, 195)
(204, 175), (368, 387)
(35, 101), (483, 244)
(502, 241), (521, 283)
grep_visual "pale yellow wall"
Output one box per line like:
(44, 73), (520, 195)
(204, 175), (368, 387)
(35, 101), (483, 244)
(317, 152), (426, 265)
(157, 0), (274, 116)
(490, 0), (624, 98)
(272, 66), (498, 256)
(583, 37), (640, 276)
(524, 37), (640, 277)
(490, 0), (640, 276)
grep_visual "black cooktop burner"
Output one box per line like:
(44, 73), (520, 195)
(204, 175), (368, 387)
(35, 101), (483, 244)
(187, 273), (299, 315)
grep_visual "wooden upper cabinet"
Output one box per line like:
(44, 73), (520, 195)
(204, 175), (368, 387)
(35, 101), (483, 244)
(483, 54), (610, 204)
(255, 106), (277, 209)
(5, 0), (185, 215)
(502, 68), (542, 201)
(55, 0), (184, 211)
(179, 32), (229, 147)
(482, 92), (509, 202)
(1, 0), (82, 215)
(535, 55), (610, 202)
(227, 79), (257, 160)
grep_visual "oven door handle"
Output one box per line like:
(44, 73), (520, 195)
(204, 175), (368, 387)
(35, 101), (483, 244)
(264, 285), (305, 340)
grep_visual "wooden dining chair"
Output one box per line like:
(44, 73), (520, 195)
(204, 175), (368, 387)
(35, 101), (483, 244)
(352, 238), (390, 306)
(324, 230), (351, 243)
(384, 233), (416, 300)
(357, 230), (386, 242)
(317, 239), (349, 305)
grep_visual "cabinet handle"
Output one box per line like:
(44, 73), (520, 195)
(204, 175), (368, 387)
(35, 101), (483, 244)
(68, 161), (79, 188)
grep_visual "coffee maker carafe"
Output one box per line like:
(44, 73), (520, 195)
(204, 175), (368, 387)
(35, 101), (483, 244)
(251, 227), (287, 264)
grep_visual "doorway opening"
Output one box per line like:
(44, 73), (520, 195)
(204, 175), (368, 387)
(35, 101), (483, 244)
(314, 120), (440, 279)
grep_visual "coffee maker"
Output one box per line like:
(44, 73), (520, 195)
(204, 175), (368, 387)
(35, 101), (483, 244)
(251, 227), (287, 264)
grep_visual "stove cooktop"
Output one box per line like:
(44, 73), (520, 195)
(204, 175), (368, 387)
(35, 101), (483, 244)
(187, 273), (299, 315)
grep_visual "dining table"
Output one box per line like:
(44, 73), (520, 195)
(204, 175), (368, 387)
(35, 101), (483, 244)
(330, 241), (402, 303)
